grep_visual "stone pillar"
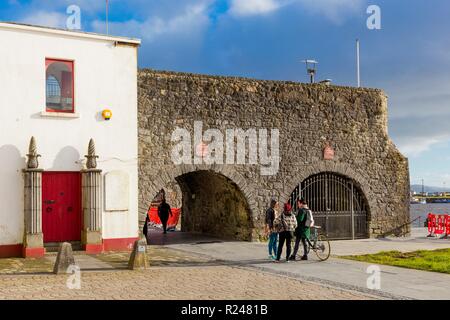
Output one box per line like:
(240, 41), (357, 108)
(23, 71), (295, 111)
(81, 139), (103, 254)
(23, 137), (45, 258)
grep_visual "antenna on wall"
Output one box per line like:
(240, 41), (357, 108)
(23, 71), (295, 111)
(356, 39), (361, 87)
(106, 0), (109, 35)
(301, 59), (318, 84)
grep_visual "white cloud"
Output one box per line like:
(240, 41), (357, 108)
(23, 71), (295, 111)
(297, 0), (365, 23)
(29, 0), (105, 14)
(228, 0), (366, 21)
(91, 2), (211, 42)
(229, 0), (282, 17)
(395, 134), (450, 158)
(19, 11), (66, 28)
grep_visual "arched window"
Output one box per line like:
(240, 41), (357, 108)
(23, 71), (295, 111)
(45, 59), (74, 112)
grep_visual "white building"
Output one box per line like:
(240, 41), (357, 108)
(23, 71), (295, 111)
(0, 22), (141, 258)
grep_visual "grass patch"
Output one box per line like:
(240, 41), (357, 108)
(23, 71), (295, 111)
(341, 249), (450, 274)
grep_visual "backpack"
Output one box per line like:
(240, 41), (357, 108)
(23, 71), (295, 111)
(280, 214), (295, 237)
(305, 209), (315, 228)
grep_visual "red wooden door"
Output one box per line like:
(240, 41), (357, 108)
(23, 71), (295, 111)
(42, 172), (82, 243)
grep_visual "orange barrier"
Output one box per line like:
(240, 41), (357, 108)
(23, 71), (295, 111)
(446, 216), (450, 237)
(427, 213), (433, 235)
(427, 213), (449, 237)
(148, 207), (181, 230)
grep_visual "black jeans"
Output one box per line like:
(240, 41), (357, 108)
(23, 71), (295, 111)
(292, 236), (308, 258)
(277, 231), (293, 261)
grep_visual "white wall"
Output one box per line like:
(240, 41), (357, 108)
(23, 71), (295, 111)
(0, 26), (139, 245)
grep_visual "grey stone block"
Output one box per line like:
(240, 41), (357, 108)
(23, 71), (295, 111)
(53, 242), (77, 275)
(128, 239), (150, 270)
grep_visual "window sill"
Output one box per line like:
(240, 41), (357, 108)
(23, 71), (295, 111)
(40, 111), (80, 119)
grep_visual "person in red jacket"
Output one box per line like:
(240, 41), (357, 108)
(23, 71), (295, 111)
(274, 203), (297, 262)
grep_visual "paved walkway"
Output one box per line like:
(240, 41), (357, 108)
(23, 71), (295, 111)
(46, 253), (115, 271)
(0, 265), (374, 300)
(161, 228), (450, 300)
(1, 228), (448, 300)
(0, 247), (374, 300)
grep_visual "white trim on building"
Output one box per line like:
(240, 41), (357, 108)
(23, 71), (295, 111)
(0, 22), (141, 46)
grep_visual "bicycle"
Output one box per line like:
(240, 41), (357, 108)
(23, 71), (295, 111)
(292, 226), (331, 261)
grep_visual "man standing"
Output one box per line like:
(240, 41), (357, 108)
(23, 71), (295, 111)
(265, 199), (279, 260)
(158, 196), (173, 234)
(290, 198), (311, 261)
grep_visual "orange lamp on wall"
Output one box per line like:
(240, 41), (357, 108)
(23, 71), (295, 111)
(102, 109), (112, 121)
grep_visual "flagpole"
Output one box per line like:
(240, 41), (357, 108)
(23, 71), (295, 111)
(356, 39), (361, 88)
(106, 0), (109, 35)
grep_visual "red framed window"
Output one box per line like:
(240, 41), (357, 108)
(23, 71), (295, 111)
(45, 59), (74, 113)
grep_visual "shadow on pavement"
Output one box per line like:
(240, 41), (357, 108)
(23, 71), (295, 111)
(146, 227), (231, 246)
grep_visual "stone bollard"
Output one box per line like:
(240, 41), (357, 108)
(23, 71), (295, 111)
(128, 239), (149, 270)
(53, 242), (76, 275)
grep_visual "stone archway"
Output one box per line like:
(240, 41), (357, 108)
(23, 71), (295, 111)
(140, 165), (258, 241)
(282, 161), (376, 239)
(176, 170), (253, 241)
(282, 161), (376, 222)
(289, 171), (370, 240)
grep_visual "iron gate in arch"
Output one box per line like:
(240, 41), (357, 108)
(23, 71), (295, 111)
(289, 172), (369, 240)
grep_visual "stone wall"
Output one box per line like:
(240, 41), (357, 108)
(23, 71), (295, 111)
(138, 69), (410, 241)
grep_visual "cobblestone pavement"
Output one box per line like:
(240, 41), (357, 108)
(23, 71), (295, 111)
(0, 266), (375, 300)
(0, 246), (377, 300)
(0, 256), (53, 274)
(0, 246), (214, 274)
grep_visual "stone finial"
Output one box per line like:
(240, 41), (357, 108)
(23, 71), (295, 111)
(26, 136), (41, 169)
(85, 138), (99, 169)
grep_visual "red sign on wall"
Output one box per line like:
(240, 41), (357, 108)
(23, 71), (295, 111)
(196, 142), (209, 158)
(323, 144), (335, 160)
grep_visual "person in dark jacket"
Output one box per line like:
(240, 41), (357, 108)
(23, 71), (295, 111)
(158, 197), (173, 234)
(143, 213), (150, 244)
(265, 199), (279, 260)
(274, 203), (297, 262)
(290, 198), (311, 261)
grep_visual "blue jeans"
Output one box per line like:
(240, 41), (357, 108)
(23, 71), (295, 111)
(268, 232), (278, 256)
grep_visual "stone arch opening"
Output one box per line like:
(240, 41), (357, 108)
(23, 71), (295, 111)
(175, 170), (253, 241)
(289, 171), (370, 240)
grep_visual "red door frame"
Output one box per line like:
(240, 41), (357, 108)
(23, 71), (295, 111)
(42, 171), (82, 243)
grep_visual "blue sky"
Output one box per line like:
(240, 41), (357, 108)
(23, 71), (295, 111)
(1, 0), (450, 187)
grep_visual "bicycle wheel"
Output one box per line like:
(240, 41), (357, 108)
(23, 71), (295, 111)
(312, 235), (331, 261)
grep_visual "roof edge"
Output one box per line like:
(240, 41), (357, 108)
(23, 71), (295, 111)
(0, 22), (141, 46)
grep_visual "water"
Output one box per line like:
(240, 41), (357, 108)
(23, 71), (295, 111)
(410, 203), (450, 227)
